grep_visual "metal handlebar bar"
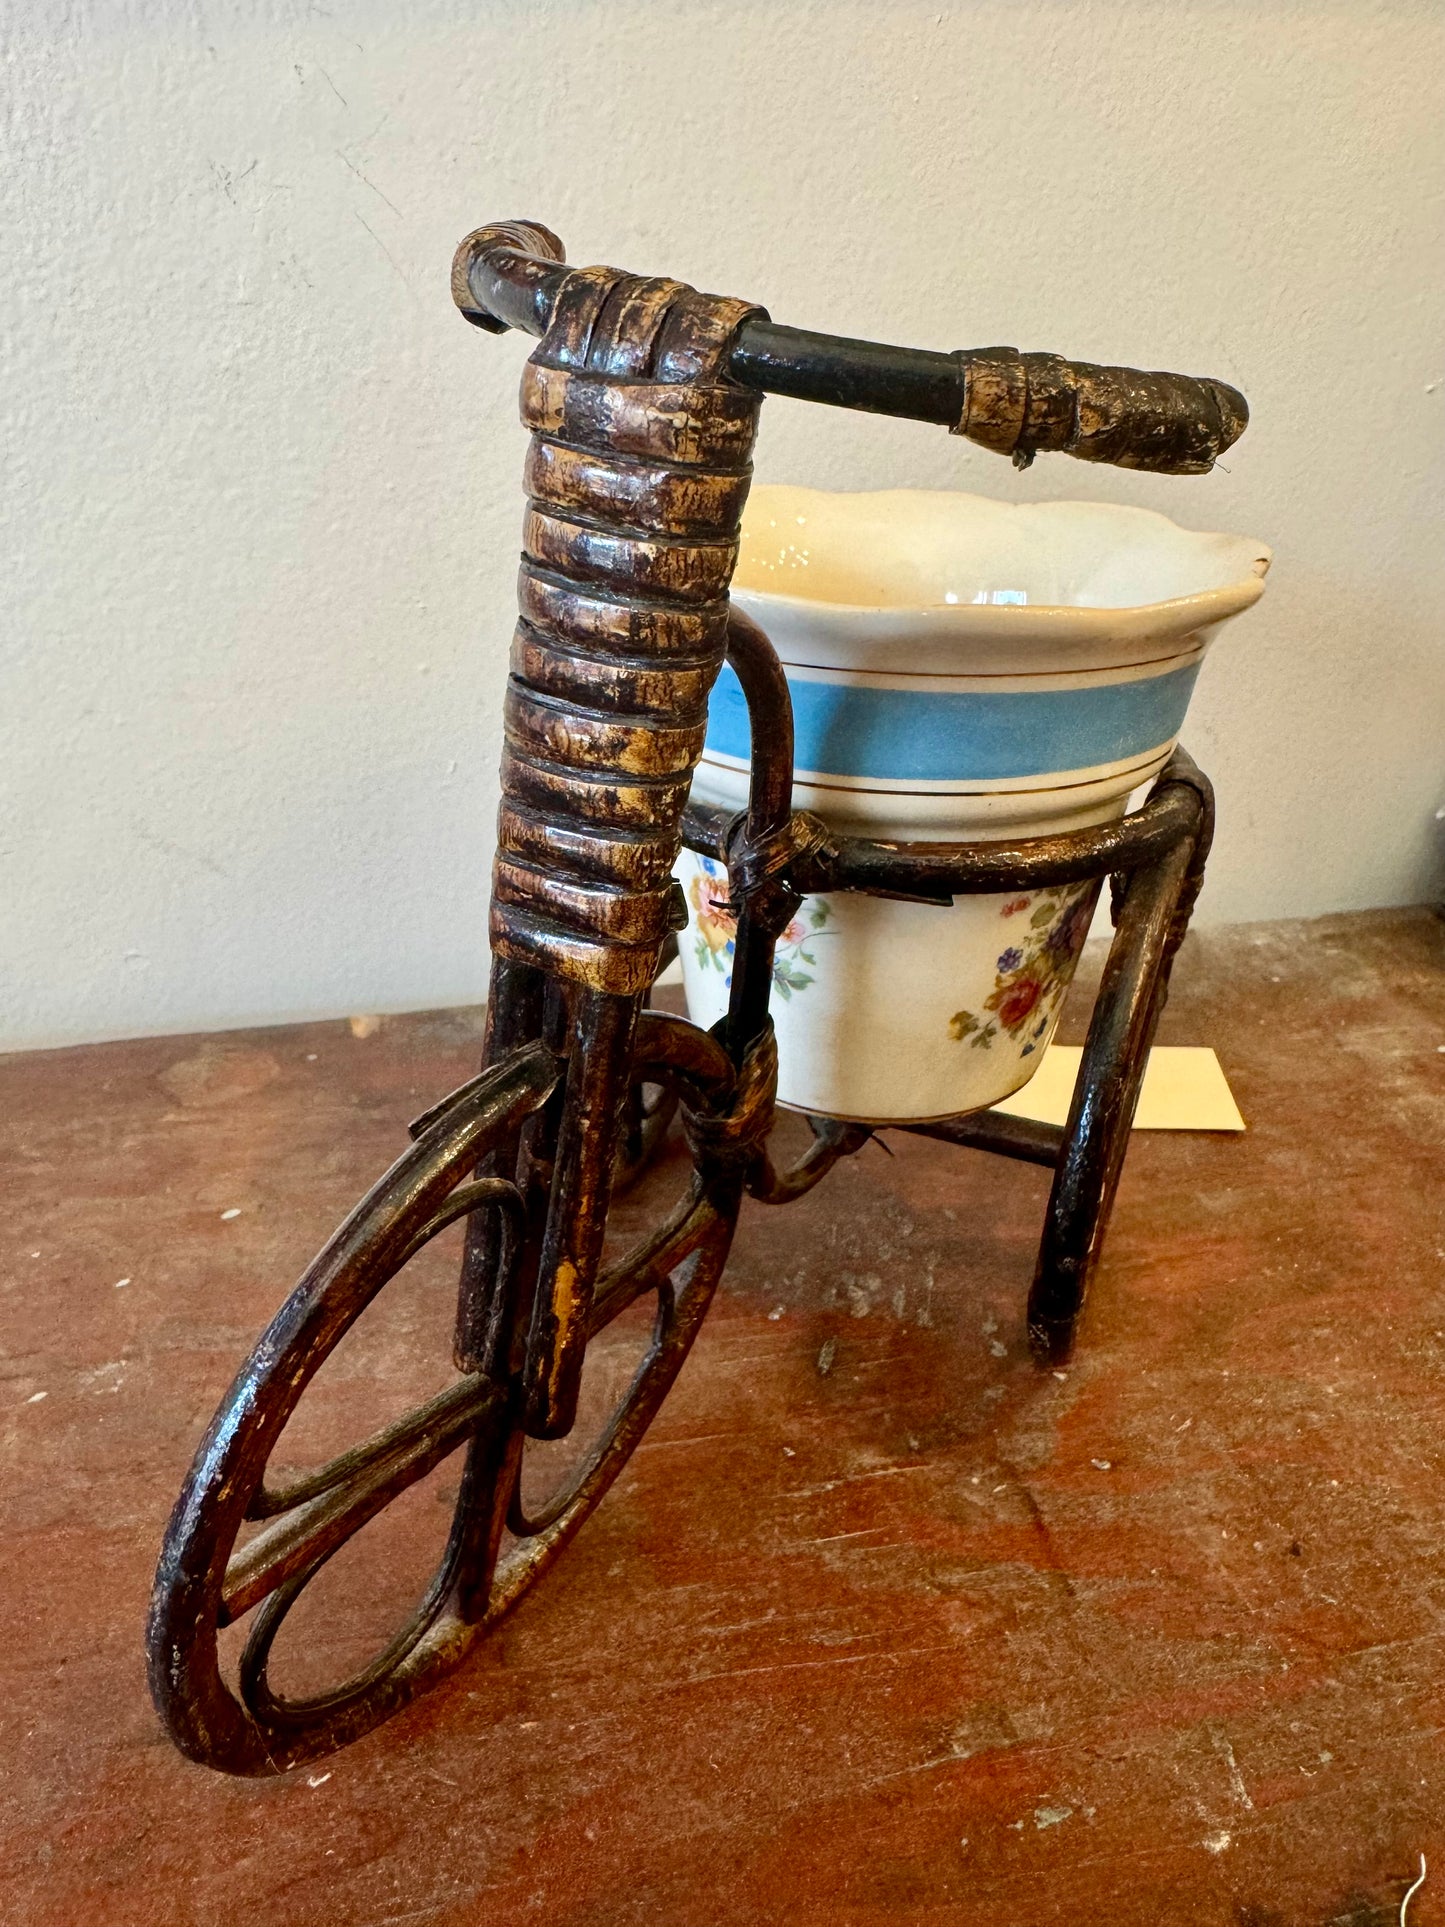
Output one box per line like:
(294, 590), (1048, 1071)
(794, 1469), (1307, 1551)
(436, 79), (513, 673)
(453, 219), (1248, 475)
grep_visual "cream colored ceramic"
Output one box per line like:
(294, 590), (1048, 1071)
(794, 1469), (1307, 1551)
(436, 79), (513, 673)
(677, 486), (1270, 1122)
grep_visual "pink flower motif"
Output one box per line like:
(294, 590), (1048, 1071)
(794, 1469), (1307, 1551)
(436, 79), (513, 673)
(990, 976), (1044, 1030)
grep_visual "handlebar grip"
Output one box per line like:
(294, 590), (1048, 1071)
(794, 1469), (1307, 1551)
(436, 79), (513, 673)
(955, 347), (1247, 476)
(452, 221), (566, 335)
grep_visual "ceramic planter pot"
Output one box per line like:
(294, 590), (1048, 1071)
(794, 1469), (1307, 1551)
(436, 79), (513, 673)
(677, 486), (1270, 1123)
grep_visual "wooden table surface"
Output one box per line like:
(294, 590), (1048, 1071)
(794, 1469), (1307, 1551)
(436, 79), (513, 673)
(2, 908), (1442, 1927)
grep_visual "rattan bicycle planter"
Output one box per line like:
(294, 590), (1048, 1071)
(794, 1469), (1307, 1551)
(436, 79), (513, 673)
(148, 221), (1254, 1774)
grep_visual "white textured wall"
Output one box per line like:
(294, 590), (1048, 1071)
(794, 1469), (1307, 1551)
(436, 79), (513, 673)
(5, 0), (1442, 1051)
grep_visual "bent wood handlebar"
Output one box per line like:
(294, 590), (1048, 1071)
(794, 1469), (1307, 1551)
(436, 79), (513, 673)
(453, 220), (1247, 475)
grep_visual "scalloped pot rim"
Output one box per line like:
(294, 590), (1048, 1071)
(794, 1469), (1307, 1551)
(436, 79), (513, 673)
(733, 486), (1272, 668)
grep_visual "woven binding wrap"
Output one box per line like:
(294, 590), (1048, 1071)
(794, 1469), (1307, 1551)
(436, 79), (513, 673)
(679, 1023), (779, 1178)
(490, 265), (765, 997)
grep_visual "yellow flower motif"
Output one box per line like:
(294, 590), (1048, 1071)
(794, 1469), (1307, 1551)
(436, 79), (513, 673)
(689, 871), (736, 955)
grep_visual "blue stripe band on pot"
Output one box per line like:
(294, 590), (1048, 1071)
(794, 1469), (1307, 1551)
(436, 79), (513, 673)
(703, 657), (1203, 783)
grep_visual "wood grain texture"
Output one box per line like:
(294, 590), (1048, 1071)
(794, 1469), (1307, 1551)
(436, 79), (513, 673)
(7, 908), (1441, 1924)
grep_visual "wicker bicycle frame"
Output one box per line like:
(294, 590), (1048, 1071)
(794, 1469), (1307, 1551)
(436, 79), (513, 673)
(147, 223), (1237, 1775)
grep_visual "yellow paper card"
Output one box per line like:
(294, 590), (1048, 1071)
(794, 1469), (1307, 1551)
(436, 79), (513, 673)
(991, 1045), (1245, 1131)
